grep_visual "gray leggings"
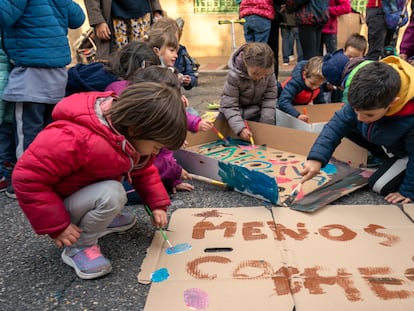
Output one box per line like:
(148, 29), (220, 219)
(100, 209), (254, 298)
(64, 180), (127, 246)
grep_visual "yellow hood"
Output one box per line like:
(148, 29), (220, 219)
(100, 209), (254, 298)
(381, 56), (414, 116)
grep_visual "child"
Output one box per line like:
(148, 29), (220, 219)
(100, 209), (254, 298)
(219, 42), (277, 142)
(145, 27), (179, 67)
(12, 82), (187, 279)
(103, 40), (161, 94)
(301, 57), (414, 204)
(66, 40), (160, 96)
(131, 66), (212, 193)
(150, 17), (198, 90)
(321, 33), (368, 101)
(0, 0), (85, 198)
(278, 56), (326, 122)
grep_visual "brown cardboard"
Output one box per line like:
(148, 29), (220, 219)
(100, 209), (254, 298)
(272, 204), (414, 310)
(139, 205), (414, 310)
(175, 120), (367, 207)
(276, 103), (344, 133)
(138, 207), (295, 310)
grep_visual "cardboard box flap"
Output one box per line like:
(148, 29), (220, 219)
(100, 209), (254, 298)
(272, 205), (414, 310)
(139, 207), (295, 310)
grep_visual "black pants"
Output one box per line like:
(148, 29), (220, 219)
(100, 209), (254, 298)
(298, 24), (323, 60)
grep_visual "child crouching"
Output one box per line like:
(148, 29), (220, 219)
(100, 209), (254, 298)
(12, 83), (187, 279)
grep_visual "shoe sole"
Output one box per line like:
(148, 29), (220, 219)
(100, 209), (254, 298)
(5, 191), (16, 199)
(61, 251), (112, 280)
(98, 215), (137, 239)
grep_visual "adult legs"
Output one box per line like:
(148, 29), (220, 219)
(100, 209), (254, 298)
(298, 25), (323, 60)
(365, 7), (388, 60)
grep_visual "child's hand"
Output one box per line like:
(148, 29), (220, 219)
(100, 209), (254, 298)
(301, 160), (322, 183)
(151, 209), (168, 228)
(181, 168), (190, 180)
(95, 22), (111, 40)
(181, 139), (188, 149)
(174, 182), (195, 193)
(240, 128), (252, 142)
(298, 114), (309, 123)
(198, 120), (213, 132)
(384, 192), (412, 204)
(182, 75), (191, 86)
(54, 224), (82, 248)
(181, 95), (189, 108)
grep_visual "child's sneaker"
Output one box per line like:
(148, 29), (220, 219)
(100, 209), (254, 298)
(0, 176), (6, 192)
(61, 245), (112, 279)
(4, 164), (16, 199)
(98, 212), (137, 238)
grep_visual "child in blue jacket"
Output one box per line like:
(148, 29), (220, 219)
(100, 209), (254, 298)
(302, 57), (414, 204)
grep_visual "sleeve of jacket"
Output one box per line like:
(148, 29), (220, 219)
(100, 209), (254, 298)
(186, 111), (201, 133)
(84, 0), (106, 26)
(153, 150), (183, 191)
(277, 79), (302, 118)
(181, 47), (198, 90)
(12, 126), (91, 238)
(329, 0), (352, 17)
(130, 163), (171, 212)
(219, 71), (246, 135)
(68, 1), (86, 29)
(307, 104), (357, 166)
(259, 74), (278, 125)
(0, 0), (27, 27)
(400, 17), (414, 57)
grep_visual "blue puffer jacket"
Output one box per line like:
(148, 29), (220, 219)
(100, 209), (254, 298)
(0, 0), (85, 68)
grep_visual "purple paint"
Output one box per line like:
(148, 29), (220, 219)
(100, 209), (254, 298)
(151, 267), (169, 282)
(165, 242), (192, 255)
(184, 288), (209, 310)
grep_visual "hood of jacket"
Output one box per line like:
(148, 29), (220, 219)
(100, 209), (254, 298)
(228, 44), (250, 79)
(381, 56), (414, 116)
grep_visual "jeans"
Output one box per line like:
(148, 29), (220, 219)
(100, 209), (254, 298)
(281, 26), (303, 63)
(243, 15), (271, 43)
(321, 33), (337, 54)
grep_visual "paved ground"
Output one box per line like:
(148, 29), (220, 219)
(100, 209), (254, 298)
(0, 70), (391, 311)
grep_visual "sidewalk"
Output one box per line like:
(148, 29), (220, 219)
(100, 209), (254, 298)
(196, 55), (296, 76)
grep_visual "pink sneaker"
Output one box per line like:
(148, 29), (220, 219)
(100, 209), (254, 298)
(61, 245), (112, 279)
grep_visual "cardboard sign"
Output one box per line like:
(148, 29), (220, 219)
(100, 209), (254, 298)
(276, 103), (343, 133)
(175, 120), (368, 210)
(139, 205), (414, 310)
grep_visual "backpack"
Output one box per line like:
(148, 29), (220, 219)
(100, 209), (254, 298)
(382, 0), (409, 30)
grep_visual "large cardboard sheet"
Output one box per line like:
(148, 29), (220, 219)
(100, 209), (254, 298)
(272, 204), (414, 310)
(139, 207), (294, 311)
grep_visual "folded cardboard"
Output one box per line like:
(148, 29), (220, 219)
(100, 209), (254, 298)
(139, 205), (414, 310)
(276, 103), (343, 133)
(175, 119), (367, 207)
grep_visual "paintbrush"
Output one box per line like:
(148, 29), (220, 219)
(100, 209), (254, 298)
(211, 126), (230, 145)
(144, 205), (174, 249)
(243, 120), (255, 148)
(189, 173), (234, 190)
(281, 182), (303, 207)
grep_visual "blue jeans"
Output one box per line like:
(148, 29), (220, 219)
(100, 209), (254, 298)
(243, 15), (271, 43)
(321, 33), (337, 54)
(281, 26), (303, 63)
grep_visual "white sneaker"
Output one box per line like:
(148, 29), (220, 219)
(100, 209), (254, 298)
(282, 63), (289, 66)
(289, 55), (295, 62)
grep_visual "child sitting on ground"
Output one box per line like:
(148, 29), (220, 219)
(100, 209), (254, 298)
(301, 57), (414, 204)
(278, 56), (326, 122)
(12, 82), (187, 280)
(219, 42), (277, 142)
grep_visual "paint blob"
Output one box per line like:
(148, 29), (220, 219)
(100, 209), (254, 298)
(184, 288), (209, 310)
(151, 267), (170, 282)
(165, 242), (192, 255)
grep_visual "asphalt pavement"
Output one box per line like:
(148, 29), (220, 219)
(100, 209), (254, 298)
(0, 70), (391, 311)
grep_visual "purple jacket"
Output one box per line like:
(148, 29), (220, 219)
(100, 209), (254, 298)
(105, 80), (202, 190)
(400, 14), (414, 59)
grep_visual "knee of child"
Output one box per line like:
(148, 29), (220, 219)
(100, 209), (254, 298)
(99, 180), (128, 211)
